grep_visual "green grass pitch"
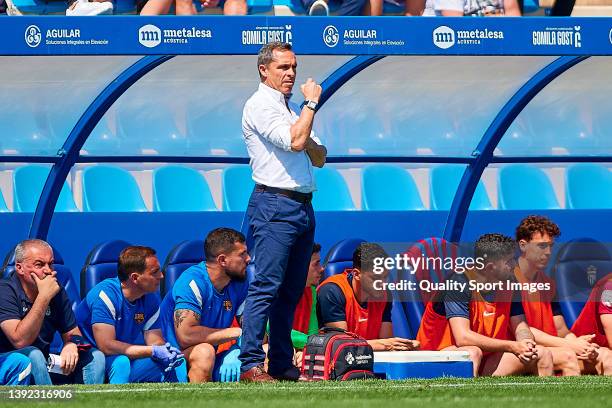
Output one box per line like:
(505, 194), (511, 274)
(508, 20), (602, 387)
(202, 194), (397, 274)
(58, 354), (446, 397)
(2, 376), (611, 408)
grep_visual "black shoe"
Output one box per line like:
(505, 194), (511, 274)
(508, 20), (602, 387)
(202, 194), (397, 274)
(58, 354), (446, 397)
(269, 366), (300, 382)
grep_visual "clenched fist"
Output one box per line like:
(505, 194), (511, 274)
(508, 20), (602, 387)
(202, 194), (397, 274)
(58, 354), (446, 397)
(300, 78), (322, 103)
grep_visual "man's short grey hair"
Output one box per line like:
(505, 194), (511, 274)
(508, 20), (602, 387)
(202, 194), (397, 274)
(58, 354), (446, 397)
(14, 239), (53, 263)
(257, 42), (292, 79)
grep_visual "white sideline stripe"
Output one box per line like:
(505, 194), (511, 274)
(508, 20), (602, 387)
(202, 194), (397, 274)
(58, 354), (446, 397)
(143, 308), (160, 331)
(18, 363), (31, 382)
(374, 351), (471, 363)
(189, 280), (203, 308)
(71, 381), (592, 394)
(99, 290), (116, 320)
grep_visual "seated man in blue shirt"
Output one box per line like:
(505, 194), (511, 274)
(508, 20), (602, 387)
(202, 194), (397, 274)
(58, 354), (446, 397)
(77, 246), (183, 384)
(160, 228), (250, 383)
(0, 239), (105, 385)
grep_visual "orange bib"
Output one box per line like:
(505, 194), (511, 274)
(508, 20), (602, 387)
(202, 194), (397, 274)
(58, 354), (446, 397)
(293, 286), (314, 333)
(318, 271), (387, 340)
(417, 289), (512, 350)
(571, 273), (612, 348)
(514, 266), (557, 337)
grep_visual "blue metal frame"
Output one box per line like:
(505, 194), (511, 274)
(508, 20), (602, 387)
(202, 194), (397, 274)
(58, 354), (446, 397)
(5, 155), (611, 166)
(312, 55), (385, 111)
(74, 155), (475, 164)
(443, 56), (589, 243)
(29, 55), (174, 240)
(19, 52), (603, 243)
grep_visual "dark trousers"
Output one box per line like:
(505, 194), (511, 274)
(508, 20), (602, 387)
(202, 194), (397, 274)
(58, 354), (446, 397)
(239, 190), (315, 374)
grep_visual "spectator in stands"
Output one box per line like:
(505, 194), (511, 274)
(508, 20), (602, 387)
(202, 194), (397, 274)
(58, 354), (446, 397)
(572, 273), (612, 374)
(417, 234), (554, 376)
(317, 243), (420, 352)
(515, 215), (611, 375)
(140, 0), (247, 15)
(0, 352), (31, 385)
(239, 41), (326, 383)
(423, 0), (520, 15)
(66, 0), (114, 16)
(363, 0), (425, 16)
(76, 246), (184, 384)
(306, 0), (365, 15)
(0, 239), (105, 385)
(159, 228), (249, 383)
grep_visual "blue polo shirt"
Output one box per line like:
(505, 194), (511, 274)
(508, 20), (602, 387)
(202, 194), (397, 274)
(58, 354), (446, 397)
(76, 278), (161, 348)
(159, 262), (248, 349)
(0, 273), (76, 356)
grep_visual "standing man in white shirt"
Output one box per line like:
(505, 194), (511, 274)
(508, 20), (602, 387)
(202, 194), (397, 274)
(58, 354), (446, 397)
(239, 41), (327, 382)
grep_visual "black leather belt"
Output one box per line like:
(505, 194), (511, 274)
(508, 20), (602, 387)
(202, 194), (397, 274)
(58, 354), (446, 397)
(255, 184), (312, 204)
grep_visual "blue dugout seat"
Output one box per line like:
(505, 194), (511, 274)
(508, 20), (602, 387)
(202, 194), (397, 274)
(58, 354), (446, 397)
(322, 238), (365, 280)
(312, 167), (355, 211)
(222, 165), (254, 212)
(2, 245), (80, 354)
(161, 240), (204, 296)
(361, 165), (425, 211)
(550, 238), (612, 327)
(82, 166), (147, 212)
(13, 165), (78, 212)
(153, 166), (217, 212)
(392, 238), (459, 339)
(498, 165), (560, 210)
(80, 240), (131, 298)
(430, 165), (492, 210)
(566, 164), (612, 209)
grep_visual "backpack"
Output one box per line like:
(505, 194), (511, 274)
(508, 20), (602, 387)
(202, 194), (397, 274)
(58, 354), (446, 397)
(300, 327), (376, 381)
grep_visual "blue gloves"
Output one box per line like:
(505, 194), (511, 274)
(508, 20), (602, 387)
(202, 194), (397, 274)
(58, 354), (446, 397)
(218, 347), (241, 382)
(152, 343), (185, 373)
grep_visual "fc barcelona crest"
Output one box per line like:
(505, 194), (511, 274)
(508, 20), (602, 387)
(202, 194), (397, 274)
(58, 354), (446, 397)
(223, 300), (233, 312)
(134, 312), (145, 324)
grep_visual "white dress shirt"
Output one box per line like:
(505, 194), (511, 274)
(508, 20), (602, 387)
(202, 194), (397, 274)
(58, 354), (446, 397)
(242, 82), (321, 193)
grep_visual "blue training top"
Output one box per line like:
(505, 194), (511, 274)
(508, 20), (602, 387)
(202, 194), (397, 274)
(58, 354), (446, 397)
(159, 262), (248, 349)
(76, 277), (161, 348)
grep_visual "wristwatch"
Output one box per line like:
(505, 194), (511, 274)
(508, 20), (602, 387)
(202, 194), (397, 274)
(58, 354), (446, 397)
(304, 100), (318, 111)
